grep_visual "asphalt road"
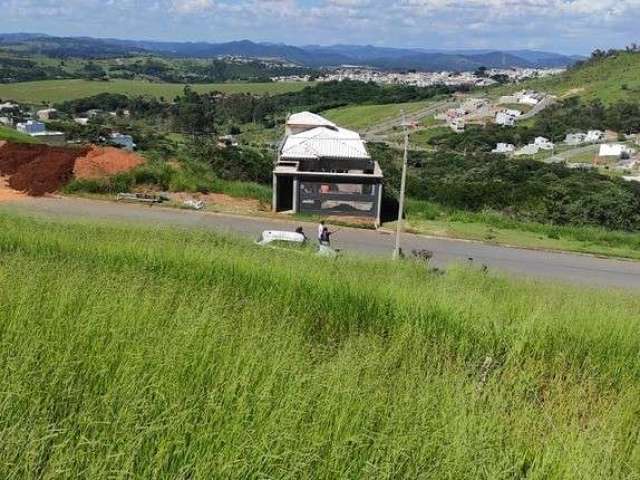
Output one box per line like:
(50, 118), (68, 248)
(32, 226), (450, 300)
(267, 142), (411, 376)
(3, 195), (640, 289)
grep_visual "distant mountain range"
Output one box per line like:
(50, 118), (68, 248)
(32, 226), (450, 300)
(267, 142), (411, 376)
(0, 33), (584, 71)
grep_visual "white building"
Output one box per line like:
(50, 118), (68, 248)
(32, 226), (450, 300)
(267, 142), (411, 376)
(16, 120), (46, 135)
(450, 118), (466, 133)
(519, 92), (543, 106)
(36, 108), (58, 121)
(273, 111), (384, 224)
(109, 133), (136, 151)
(599, 144), (634, 158)
(504, 109), (522, 118)
(0, 102), (19, 112)
(565, 133), (587, 145)
(585, 130), (605, 143)
(495, 112), (516, 127)
(74, 117), (90, 126)
(534, 137), (555, 150)
(492, 143), (516, 154)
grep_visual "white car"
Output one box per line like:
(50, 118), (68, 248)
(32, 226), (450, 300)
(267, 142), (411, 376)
(256, 230), (340, 257)
(256, 230), (307, 246)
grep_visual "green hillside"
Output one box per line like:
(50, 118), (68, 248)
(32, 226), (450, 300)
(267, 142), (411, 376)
(0, 79), (310, 104)
(0, 125), (38, 143)
(0, 212), (639, 477)
(322, 101), (432, 130)
(494, 52), (640, 103)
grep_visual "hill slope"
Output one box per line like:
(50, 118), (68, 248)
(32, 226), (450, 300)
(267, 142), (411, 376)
(495, 52), (640, 103)
(0, 33), (579, 71)
(0, 213), (639, 477)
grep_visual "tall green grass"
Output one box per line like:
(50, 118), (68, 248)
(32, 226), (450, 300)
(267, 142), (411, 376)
(0, 212), (639, 478)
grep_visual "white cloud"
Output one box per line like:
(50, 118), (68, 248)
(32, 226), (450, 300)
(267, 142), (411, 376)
(0, 0), (637, 52)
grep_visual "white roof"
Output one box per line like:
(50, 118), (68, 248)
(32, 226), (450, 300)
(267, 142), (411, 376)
(599, 144), (628, 157)
(281, 126), (370, 160)
(287, 111), (337, 129)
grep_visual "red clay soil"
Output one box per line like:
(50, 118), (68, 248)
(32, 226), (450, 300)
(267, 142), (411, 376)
(73, 146), (144, 180)
(0, 142), (89, 196)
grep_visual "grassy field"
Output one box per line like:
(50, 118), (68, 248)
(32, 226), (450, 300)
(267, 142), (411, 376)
(402, 199), (640, 260)
(491, 52), (640, 104)
(0, 79), (310, 104)
(0, 125), (38, 143)
(0, 212), (640, 477)
(322, 101), (433, 130)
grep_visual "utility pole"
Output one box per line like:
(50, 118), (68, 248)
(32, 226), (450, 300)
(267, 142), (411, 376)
(393, 111), (410, 260)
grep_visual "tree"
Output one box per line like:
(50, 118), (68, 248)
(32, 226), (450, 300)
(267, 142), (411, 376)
(171, 86), (217, 140)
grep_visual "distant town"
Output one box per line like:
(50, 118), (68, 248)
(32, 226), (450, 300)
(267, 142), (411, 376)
(273, 66), (565, 88)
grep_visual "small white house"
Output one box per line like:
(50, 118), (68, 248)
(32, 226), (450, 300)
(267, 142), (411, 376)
(585, 130), (605, 143)
(565, 133), (586, 145)
(36, 108), (58, 121)
(450, 118), (465, 134)
(16, 120), (46, 135)
(599, 144), (633, 158)
(495, 112), (516, 127)
(504, 109), (522, 118)
(534, 137), (555, 150)
(74, 117), (90, 126)
(109, 133), (136, 151)
(0, 102), (19, 112)
(519, 93), (542, 106)
(492, 143), (516, 154)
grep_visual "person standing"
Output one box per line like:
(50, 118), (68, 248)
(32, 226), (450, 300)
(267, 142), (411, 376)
(317, 221), (325, 244)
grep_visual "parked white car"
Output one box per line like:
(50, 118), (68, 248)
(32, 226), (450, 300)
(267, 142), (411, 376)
(256, 230), (307, 246)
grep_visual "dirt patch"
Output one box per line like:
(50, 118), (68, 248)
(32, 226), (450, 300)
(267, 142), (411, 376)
(74, 146), (145, 180)
(562, 88), (585, 98)
(0, 176), (25, 201)
(0, 143), (89, 196)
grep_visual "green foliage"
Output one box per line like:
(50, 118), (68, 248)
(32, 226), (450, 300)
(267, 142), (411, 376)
(188, 139), (273, 184)
(269, 79), (457, 114)
(371, 143), (640, 231)
(64, 171), (136, 194)
(406, 198), (640, 255)
(0, 55), (68, 82)
(0, 125), (39, 144)
(0, 79), (307, 104)
(493, 51), (640, 104)
(0, 214), (640, 477)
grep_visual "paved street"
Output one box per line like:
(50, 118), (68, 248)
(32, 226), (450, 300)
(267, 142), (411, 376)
(2, 195), (640, 289)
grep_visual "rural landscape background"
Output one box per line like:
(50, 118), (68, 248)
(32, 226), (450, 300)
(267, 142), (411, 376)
(2, 2), (640, 476)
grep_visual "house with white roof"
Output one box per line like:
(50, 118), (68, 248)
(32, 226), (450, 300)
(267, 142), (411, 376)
(492, 143), (515, 154)
(16, 120), (46, 135)
(449, 118), (465, 133)
(585, 130), (605, 143)
(534, 137), (555, 150)
(599, 144), (634, 158)
(565, 133), (587, 145)
(273, 112), (384, 224)
(109, 132), (136, 151)
(495, 112), (516, 127)
(36, 108), (58, 121)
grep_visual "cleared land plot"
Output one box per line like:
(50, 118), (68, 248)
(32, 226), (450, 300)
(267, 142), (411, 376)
(322, 101), (434, 131)
(1, 212), (640, 478)
(0, 79), (310, 104)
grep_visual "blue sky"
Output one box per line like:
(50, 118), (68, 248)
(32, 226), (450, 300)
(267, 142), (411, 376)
(1, 0), (638, 54)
